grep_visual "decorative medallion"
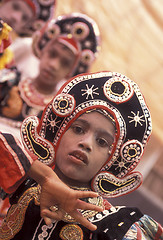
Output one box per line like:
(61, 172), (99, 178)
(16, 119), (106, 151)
(120, 140), (143, 164)
(59, 224), (83, 240)
(71, 22), (89, 40)
(81, 49), (95, 65)
(103, 77), (133, 103)
(46, 22), (60, 40)
(52, 93), (75, 116)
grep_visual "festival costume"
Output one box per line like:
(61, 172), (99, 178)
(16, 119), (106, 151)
(2, 0), (56, 37)
(0, 71), (162, 239)
(2, 0), (56, 78)
(0, 131), (36, 224)
(0, 13), (101, 127)
(32, 12), (101, 77)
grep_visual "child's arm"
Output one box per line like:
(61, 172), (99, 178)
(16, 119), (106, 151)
(28, 160), (103, 231)
(0, 132), (103, 231)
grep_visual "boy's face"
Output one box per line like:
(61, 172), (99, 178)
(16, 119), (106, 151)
(38, 40), (77, 88)
(0, 0), (34, 34)
(55, 111), (115, 186)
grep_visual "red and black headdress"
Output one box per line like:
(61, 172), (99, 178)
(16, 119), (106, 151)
(2, 0), (56, 36)
(21, 71), (152, 198)
(32, 13), (101, 77)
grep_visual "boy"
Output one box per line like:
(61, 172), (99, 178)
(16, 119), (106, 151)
(0, 13), (100, 132)
(0, 0), (56, 77)
(0, 131), (103, 230)
(0, 0), (56, 36)
(0, 71), (162, 239)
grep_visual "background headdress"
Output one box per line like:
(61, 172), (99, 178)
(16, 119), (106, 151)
(2, 0), (56, 36)
(32, 12), (101, 77)
(21, 71), (152, 198)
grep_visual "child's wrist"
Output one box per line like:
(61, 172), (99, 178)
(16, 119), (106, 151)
(28, 160), (56, 186)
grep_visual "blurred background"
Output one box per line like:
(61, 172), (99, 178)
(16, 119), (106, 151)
(55, 0), (163, 223)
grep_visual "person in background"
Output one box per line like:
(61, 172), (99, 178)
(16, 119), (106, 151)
(0, 13), (100, 135)
(0, 0), (56, 78)
(0, 71), (162, 239)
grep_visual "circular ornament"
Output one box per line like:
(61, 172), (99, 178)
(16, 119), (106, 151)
(103, 77), (133, 103)
(59, 224), (83, 240)
(46, 23), (60, 39)
(52, 93), (75, 116)
(120, 140), (143, 162)
(32, 20), (45, 31)
(71, 22), (89, 41)
(81, 49), (95, 65)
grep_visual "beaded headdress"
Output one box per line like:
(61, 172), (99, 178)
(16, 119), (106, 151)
(21, 71), (152, 198)
(2, 0), (56, 36)
(32, 13), (101, 77)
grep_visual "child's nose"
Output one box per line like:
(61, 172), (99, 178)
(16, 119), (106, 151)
(50, 58), (60, 70)
(11, 12), (22, 23)
(78, 134), (93, 152)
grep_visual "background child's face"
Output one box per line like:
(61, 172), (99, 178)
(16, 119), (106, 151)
(55, 111), (115, 186)
(0, 0), (34, 34)
(38, 40), (77, 88)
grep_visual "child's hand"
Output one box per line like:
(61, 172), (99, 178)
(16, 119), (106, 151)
(28, 160), (103, 231)
(40, 180), (102, 231)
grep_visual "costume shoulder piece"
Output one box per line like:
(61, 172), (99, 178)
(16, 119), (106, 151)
(21, 71), (152, 198)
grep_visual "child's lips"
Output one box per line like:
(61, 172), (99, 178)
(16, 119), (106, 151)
(43, 69), (56, 78)
(69, 150), (88, 165)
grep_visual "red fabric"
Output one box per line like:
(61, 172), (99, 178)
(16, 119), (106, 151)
(155, 223), (163, 240)
(0, 135), (36, 194)
(0, 37), (12, 53)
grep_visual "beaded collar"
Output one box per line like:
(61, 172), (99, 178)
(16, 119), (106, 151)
(19, 78), (57, 109)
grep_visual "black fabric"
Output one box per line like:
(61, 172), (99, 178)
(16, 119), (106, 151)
(1, 132), (31, 173)
(93, 207), (143, 240)
(9, 181), (143, 240)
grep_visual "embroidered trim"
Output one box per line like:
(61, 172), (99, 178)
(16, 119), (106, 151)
(0, 185), (41, 240)
(19, 78), (56, 109)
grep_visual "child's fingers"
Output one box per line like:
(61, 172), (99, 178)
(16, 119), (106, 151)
(75, 199), (104, 212)
(43, 216), (52, 226)
(70, 210), (97, 231)
(76, 190), (99, 199)
(41, 208), (65, 222)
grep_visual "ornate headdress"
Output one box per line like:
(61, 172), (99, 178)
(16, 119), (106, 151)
(2, 0), (56, 36)
(32, 13), (101, 77)
(21, 71), (152, 198)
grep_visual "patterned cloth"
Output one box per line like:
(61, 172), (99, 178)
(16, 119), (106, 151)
(0, 132), (35, 195)
(0, 178), (162, 239)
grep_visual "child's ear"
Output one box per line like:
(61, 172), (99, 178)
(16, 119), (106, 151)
(21, 116), (55, 167)
(91, 171), (143, 198)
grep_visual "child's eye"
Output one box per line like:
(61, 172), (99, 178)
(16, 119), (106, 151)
(72, 125), (84, 134)
(96, 137), (109, 147)
(61, 59), (69, 67)
(12, 3), (20, 11)
(49, 50), (57, 58)
(22, 14), (29, 22)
